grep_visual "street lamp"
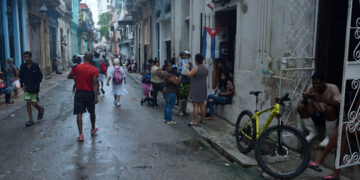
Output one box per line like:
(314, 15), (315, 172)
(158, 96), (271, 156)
(40, 2), (48, 15)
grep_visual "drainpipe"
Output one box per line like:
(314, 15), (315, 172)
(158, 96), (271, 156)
(12, 0), (22, 69)
(2, 0), (10, 66)
(20, 0), (29, 53)
(2, 0), (10, 85)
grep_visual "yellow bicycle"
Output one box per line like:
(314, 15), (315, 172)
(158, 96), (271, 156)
(235, 91), (310, 179)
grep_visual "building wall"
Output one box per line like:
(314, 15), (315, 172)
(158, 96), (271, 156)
(1, 0), (29, 70)
(153, 0), (172, 64)
(70, 0), (79, 56)
(207, 0), (317, 125)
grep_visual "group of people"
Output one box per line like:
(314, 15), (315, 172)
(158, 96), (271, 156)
(140, 51), (235, 126)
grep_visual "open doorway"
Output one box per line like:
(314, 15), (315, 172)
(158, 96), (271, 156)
(315, 0), (348, 90)
(212, 8), (236, 89)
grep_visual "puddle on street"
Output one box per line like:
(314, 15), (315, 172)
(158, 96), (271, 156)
(182, 139), (207, 150)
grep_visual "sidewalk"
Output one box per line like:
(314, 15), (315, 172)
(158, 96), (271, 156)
(0, 71), (70, 119)
(127, 72), (352, 179)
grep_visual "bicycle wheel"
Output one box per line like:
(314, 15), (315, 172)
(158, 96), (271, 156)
(235, 110), (256, 154)
(255, 125), (310, 179)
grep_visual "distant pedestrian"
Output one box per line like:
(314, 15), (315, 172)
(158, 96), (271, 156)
(140, 59), (154, 105)
(19, 51), (44, 127)
(71, 56), (82, 93)
(163, 61), (178, 125)
(5, 58), (20, 98)
(150, 58), (164, 107)
(102, 55), (109, 67)
(52, 55), (62, 74)
(186, 54), (208, 125)
(106, 58), (128, 107)
(177, 51), (193, 115)
(93, 52), (105, 94)
(0, 71), (14, 104)
(68, 52), (99, 142)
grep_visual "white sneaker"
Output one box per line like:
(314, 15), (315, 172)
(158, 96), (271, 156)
(319, 136), (329, 147)
(179, 112), (184, 116)
(306, 131), (319, 142)
(117, 102), (121, 107)
(167, 121), (177, 125)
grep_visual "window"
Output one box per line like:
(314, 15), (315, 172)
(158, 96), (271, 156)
(107, 0), (110, 3)
(107, 5), (111, 9)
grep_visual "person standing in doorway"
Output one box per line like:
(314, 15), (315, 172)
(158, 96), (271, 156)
(68, 52), (99, 142)
(151, 58), (164, 107)
(177, 51), (193, 115)
(93, 52), (105, 95)
(186, 54), (208, 125)
(163, 60), (178, 125)
(19, 51), (45, 127)
(106, 58), (128, 107)
(5, 58), (20, 98)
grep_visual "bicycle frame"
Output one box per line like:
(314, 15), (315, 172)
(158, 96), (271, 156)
(241, 103), (281, 140)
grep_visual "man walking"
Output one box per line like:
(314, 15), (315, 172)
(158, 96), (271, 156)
(92, 52), (105, 94)
(68, 52), (99, 142)
(19, 51), (44, 127)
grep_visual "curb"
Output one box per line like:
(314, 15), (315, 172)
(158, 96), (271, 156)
(126, 72), (258, 167)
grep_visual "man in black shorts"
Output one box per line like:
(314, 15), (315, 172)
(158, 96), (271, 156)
(297, 73), (341, 147)
(68, 52), (99, 142)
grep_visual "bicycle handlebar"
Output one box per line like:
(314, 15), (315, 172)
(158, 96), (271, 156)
(276, 93), (291, 106)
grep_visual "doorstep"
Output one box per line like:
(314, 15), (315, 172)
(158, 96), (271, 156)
(127, 72), (352, 179)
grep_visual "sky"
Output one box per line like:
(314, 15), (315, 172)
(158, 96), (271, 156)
(81, 0), (99, 28)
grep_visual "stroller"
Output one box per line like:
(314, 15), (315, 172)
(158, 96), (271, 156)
(140, 72), (155, 105)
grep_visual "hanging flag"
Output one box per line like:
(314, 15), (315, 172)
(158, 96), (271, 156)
(202, 27), (221, 59)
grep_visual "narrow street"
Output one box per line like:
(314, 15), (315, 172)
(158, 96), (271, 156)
(0, 77), (263, 180)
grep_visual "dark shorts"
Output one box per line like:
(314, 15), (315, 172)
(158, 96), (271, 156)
(73, 90), (95, 115)
(311, 106), (325, 126)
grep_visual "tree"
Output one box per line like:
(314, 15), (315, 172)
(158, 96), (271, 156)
(97, 12), (112, 26)
(99, 26), (109, 39)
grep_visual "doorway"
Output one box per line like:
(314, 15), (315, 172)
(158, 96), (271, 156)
(315, 0), (348, 89)
(212, 8), (237, 88)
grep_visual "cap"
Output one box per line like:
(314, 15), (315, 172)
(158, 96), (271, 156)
(184, 50), (191, 55)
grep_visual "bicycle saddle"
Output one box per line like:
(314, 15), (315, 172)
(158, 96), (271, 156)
(249, 91), (262, 96)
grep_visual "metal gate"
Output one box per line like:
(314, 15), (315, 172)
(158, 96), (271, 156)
(335, 0), (360, 169)
(279, 0), (318, 125)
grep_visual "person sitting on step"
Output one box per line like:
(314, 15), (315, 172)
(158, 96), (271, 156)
(297, 72), (341, 147)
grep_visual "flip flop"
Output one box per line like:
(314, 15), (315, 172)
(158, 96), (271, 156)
(188, 121), (199, 126)
(307, 162), (322, 172)
(38, 108), (45, 120)
(25, 121), (35, 127)
(323, 175), (339, 180)
(91, 127), (98, 136)
(77, 134), (84, 142)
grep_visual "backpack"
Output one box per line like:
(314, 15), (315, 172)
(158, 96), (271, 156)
(100, 59), (107, 74)
(113, 67), (123, 84)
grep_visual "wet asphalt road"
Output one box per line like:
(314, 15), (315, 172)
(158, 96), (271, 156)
(0, 76), (263, 180)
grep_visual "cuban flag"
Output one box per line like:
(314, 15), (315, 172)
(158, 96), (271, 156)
(202, 27), (221, 59)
